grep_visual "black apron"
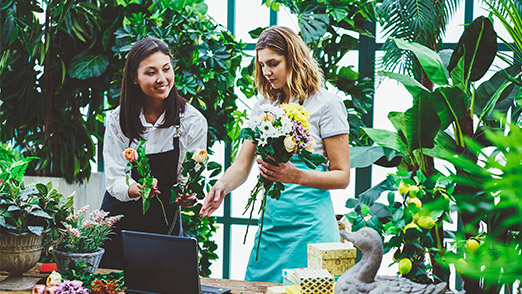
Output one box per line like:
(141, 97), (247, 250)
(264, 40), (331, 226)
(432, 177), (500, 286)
(100, 130), (181, 269)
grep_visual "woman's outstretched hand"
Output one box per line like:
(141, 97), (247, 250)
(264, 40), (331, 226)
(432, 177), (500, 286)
(199, 181), (226, 217)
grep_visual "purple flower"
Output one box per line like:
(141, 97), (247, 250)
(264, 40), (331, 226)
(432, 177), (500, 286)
(56, 280), (89, 294)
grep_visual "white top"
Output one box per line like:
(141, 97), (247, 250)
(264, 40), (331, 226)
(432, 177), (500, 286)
(104, 104), (208, 202)
(247, 88), (349, 161)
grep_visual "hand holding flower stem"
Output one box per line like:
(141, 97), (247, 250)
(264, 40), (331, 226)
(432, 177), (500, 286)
(169, 149), (222, 235)
(123, 140), (168, 227)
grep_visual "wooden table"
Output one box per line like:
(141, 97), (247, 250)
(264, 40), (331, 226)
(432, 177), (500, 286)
(0, 264), (281, 294)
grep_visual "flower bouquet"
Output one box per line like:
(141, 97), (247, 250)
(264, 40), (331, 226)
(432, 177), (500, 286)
(169, 149), (222, 234)
(240, 103), (326, 259)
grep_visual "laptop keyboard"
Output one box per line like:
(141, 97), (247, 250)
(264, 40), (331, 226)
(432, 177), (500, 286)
(200, 285), (230, 294)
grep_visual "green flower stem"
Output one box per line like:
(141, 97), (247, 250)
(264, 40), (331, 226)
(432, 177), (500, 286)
(167, 204), (180, 235)
(243, 179), (264, 244)
(255, 192), (268, 261)
(155, 196), (169, 228)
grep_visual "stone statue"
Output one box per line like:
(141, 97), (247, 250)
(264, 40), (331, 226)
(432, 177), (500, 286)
(334, 227), (451, 294)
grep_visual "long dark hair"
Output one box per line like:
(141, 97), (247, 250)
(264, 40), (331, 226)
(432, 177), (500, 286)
(119, 37), (186, 142)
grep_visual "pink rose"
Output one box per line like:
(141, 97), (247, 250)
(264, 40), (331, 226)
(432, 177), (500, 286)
(123, 148), (138, 162)
(32, 284), (46, 294)
(44, 286), (58, 294)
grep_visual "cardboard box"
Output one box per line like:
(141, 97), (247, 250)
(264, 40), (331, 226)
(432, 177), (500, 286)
(294, 268), (334, 294)
(266, 286), (287, 294)
(307, 242), (357, 276)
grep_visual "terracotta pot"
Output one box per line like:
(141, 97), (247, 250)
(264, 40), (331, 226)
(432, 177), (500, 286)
(53, 247), (105, 274)
(0, 232), (43, 291)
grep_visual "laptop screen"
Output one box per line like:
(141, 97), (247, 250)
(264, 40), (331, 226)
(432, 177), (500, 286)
(121, 230), (201, 294)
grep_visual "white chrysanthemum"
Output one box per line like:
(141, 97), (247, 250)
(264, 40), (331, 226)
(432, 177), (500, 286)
(257, 135), (268, 147)
(279, 116), (293, 134)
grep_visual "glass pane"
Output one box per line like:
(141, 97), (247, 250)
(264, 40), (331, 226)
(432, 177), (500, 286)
(474, 0), (512, 42)
(443, 0), (466, 44)
(236, 1), (271, 44)
(230, 224), (257, 280)
(207, 0), (228, 28)
(208, 224), (224, 278)
(277, 6), (299, 32)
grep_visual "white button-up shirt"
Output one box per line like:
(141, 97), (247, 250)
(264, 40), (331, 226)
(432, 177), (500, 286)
(103, 104), (208, 202)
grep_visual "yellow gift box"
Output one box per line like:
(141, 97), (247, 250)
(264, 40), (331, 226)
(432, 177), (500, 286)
(293, 268), (334, 294)
(307, 242), (357, 276)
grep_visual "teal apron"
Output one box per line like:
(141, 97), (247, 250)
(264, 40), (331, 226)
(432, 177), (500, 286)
(244, 159), (339, 283)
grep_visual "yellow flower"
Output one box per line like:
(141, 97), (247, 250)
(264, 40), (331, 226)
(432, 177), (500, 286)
(192, 149), (208, 163)
(283, 135), (297, 152)
(281, 103), (311, 130)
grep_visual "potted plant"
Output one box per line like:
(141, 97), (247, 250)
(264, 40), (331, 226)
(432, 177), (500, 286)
(0, 157), (73, 291)
(52, 206), (122, 274)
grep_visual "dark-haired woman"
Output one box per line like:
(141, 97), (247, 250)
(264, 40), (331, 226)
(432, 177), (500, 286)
(100, 37), (207, 269)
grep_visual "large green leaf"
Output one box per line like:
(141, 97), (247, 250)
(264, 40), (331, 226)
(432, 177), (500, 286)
(362, 128), (408, 153)
(403, 92), (441, 151)
(475, 64), (522, 115)
(447, 16), (497, 82)
(378, 71), (430, 97)
(429, 87), (468, 130)
(358, 177), (396, 207)
(350, 146), (404, 168)
(298, 2), (329, 44)
(68, 54), (109, 80)
(394, 38), (448, 86)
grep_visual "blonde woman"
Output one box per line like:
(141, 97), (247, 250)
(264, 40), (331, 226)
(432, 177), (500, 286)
(200, 26), (351, 282)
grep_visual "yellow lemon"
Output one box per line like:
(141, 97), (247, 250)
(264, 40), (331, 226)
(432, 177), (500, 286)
(409, 185), (421, 197)
(404, 222), (420, 232)
(398, 182), (410, 196)
(398, 258), (412, 275)
(465, 239), (480, 254)
(417, 215), (436, 229)
(455, 258), (467, 273)
(407, 197), (422, 208)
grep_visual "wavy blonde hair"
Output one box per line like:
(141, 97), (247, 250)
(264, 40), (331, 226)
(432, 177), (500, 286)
(255, 26), (323, 103)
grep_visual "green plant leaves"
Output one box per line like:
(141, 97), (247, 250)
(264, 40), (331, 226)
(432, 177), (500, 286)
(298, 2), (329, 44)
(475, 64), (522, 116)
(378, 71), (430, 97)
(404, 92), (440, 151)
(68, 54), (109, 80)
(393, 38), (449, 86)
(430, 87), (468, 130)
(447, 16), (498, 82)
(349, 146), (404, 168)
(362, 128), (407, 153)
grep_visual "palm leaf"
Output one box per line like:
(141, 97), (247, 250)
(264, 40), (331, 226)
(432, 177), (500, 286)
(378, 0), (461, 78)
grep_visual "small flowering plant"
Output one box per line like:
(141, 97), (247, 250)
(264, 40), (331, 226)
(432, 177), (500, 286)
(168, 148), (222, 234)
(123, 140), (155, 215)
(240, 102), (326, 258)
(54, 206), (123, 253)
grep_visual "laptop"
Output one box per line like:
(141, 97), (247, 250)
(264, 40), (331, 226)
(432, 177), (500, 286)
(121, 230), (230, 294)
